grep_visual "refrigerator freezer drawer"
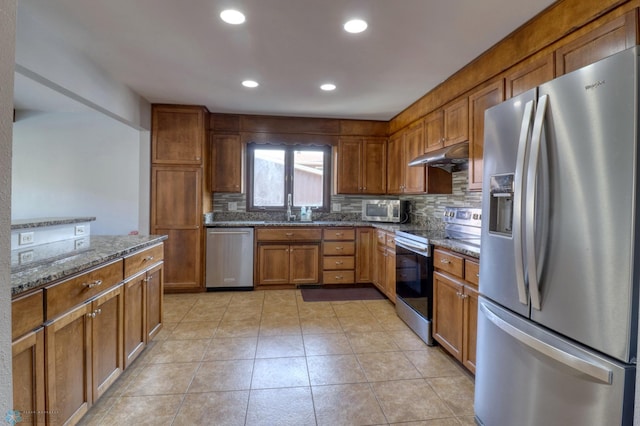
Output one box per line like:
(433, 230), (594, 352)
(475, 297), (635, 426)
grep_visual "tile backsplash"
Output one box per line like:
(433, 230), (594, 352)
(211, 169), (481, 229)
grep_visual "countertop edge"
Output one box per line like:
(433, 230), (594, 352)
(11, 216), (97, 230)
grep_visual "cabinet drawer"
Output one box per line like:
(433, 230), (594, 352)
(465, 259), (480, 287)
(323, 270), (355, 284)
(323, 241), (355, 256)
(323, 228), (355, 241)
(434, 249), (464, 278)
(385, 233), (396, 248)
(322, 256), (355, 270)
(256, 228), (322, 242)
(124, 243), (164, 278)
(45, 259), (124, 320)
(12, 290), (44, 341)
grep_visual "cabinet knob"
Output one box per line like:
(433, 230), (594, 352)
(144, 256), (154, 262)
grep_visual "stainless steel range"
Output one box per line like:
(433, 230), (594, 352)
(394, 206), (481, 346)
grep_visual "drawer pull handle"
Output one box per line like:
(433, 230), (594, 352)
(335, 247), (343, 250)
(87, 309), (102, 318)
(476, 273), (480, 278)
(335, 275), (343, 279)
(335, 261), (343, 265)
(144, 256), (154, 261)
(84, 280), (103, 289)
(440, 258), (451, 264)
(335, 233), (343, 236)
(285, 233), (294, 237)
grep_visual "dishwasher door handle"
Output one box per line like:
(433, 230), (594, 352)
(208, 230), (252, 235)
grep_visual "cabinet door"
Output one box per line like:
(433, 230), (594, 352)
(12, 328), (45, 425)
(433, 271), (464, 361)
(257, 245), (290, 285)
(505, 53), (554, 99)
(211, 134), (244, 192)
(151, 166), (202, 227)
(403, 122), (426, 194)
(385, 247), (396, 303)
(153, 228), (201, 291)
(361, 138), (387, 194)
(386, 132), (403, 194)
(443, 97), (469, 147)
(146, 263), (164, 341)
(468, 80), (505, 191)
(374, 245), (387, 294)
(462, 284), (479, 374)
(152, 106), (206, 165)
(424, 110), (444, 153)
(92, 285), (124, 401)
(46, 303), (92, 426)
(355, 228), (374, 283)
(555, 10), (638, 76)
(290, 245), (320, 284)
(336, 137), (363, 194)
(124, 272), (146, 368)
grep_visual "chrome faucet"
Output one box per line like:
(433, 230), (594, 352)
(286, 193), (296, 221)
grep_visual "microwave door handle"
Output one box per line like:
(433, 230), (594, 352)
(513, 99), (534, 306)
(525, 94), (548, 311)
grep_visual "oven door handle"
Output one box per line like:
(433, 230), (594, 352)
(394, 238), (431, 256)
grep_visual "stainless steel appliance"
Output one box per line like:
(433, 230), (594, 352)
(394, 206), (480, 346)
(476, 47), (639, 425)
(206, 227), (254, 289)
(361, 199), (406, 223)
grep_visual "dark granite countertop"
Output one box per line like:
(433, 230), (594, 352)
(430, 238), (480, 258)
(11, 216), (97, 230)
(11, 234), (168, 297)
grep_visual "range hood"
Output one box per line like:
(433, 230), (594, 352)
(408, 142), (469, 172)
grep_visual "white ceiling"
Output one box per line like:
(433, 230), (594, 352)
(14, 0), (556, 120)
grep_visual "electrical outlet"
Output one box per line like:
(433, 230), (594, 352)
(75, 238), (87, 250)
(332, 203), (341, 212)
(19, 250), (34, 264)
(19, 232), (34, 245)
(228, 202), (237, 211)
(75, 225), (86, 236)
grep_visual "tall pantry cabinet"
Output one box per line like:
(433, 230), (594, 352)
(151, 105), (211, 292)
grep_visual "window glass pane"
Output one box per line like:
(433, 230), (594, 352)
(293, 150), (324, 207)
(253, 149), (285, 206)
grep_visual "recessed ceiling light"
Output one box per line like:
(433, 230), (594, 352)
(242, 80), (259, 88)
(344, 19), (368, 34)
(320, 83), (336, 91)
(220, 9), (246, 25)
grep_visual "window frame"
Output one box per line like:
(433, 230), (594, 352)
(246, 143), (332, 213)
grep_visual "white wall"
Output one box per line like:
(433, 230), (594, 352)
(0, 0), (15, 416)
(12, 111), (144, 235)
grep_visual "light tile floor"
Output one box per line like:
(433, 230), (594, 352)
(80, 289), (475, 426)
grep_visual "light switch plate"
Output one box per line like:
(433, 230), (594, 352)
(332, 203), (341, 212)
(228, 202), (238, 211)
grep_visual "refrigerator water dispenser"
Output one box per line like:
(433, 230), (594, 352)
(489, 174), (514, 236)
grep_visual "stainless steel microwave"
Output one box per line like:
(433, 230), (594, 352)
(361, 199), (405, 223)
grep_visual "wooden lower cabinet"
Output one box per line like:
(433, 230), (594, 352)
(372, 229), (396, 302)
(432, 248), (479, 374)
(257, 244), (319, 286)
(355, 227), (375, 283)
(154, 227), (201, 292)
(12, 328), (45, 425)
(146, 263), (164, 341)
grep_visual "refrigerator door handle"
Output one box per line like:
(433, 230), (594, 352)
(525, 94), (548, 311)
(513, 100), (535, 306)
(480, 301), (613, 384)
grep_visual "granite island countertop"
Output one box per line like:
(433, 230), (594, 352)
(11, 234), (168, 297)
(11, 216), (97, 230)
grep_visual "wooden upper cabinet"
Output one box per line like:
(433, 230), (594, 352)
(424, 110), (444, 153)
(386, 131), (404, 194)
(336, 137), (386, 194)
(152, 105), (207, 165)
(151, 166), (202, 227)
(555, 10), (638, 76)
(468, 79), (505, 191)
(505, 53), (555, 99)
(211, 134), (245, 193)
(443, 97), (469, 147)
(403, 121), (426, 193)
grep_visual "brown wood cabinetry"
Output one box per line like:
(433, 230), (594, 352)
(424, 111), (444, 153)
(432, 248), (479, 373)
(468, 80), (505, 191)
(211, 133), (245, 193)
(355, 227), (375, 283)
(336, 136), (387, 194)
(443, 97), (469, 147)
(372, 229), (396, 302)
(12, 290), (45, 426)
(555, 10), (638, 77)
(322, 228), (356, 285)
(505, 53), (555, 99)
(255, 228), (321, 287)
(151, 104), (209, 293)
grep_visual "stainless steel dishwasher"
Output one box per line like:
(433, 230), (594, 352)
(206, 227), (254, 289)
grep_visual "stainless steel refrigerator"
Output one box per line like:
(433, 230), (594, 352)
(476, 46), (640, 425)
